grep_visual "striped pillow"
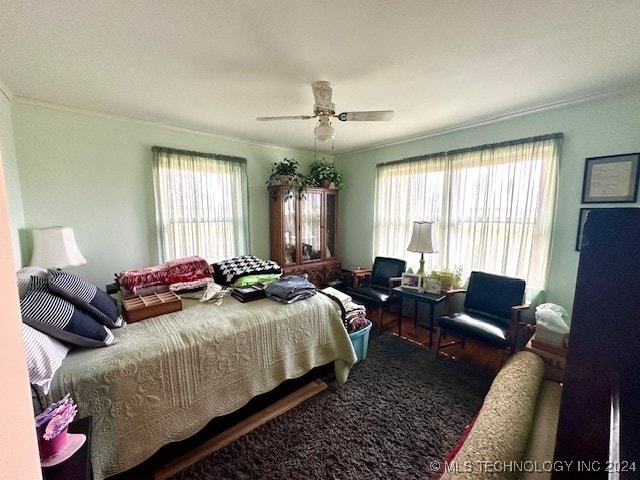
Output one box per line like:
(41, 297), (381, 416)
(16, 266), (48, 299)
(21, 323), (70, 395)
(47, 269), (124, 328)
(21, 277), (116, 347)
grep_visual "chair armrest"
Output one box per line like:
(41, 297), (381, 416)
(388, 276), (402, 295)
(445, 288), (467, 297)
(444, 288), (467, 315)
(510, 304), (530, 323)
(508, 304), (531, 352)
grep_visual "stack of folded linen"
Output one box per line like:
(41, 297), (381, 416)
(320, 287), (368, 332)
(344, 303), (368, 332)
(265, 275), (317, 304)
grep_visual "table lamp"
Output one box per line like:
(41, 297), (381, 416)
(406, 221), (438, 276)
(30, 226), (87, 268)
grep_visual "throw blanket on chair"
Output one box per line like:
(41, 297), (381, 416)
(118, 256), (212, 294)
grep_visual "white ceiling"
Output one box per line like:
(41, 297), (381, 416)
(1, 1), (640, 155)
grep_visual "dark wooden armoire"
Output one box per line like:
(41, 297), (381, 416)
(553, 208), (640, 479)
(269, 186), (341, 287)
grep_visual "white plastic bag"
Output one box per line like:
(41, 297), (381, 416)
(535, 303), (570, 333)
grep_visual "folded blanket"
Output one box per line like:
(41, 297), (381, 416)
(212, 255), (282, 285)
(265, 275), (316, 304)
(118, 256), (212, 294)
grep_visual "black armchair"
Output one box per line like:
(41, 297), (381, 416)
(347, 257), (406, 333)
(436, 271), (529, 357)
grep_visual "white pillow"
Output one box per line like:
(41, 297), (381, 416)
(21, 323), (70, 395)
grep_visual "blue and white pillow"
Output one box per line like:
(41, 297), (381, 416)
(21, 323), (70, 395)
(16, 266), (48, 299)
(21, 277), (116, 347)
(47, 269), (124, 328)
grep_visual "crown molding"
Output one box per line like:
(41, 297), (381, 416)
(337, 85), (640, 157)
(10, 83), (640, 158)
(11, 95), (319, 156)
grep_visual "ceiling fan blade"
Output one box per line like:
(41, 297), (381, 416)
(312, 81), (333, 109)
(336, 110), (395, 121)
(256, 115), (316, 121)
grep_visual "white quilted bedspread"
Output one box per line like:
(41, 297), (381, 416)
(48, 294), (357, 480)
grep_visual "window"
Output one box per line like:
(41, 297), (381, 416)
(152, 146), (249, 263)
(374, 135), (561, 290)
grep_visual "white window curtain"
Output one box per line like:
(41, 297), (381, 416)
(373, 134), (560, 290)
(152, 146), (249, 263)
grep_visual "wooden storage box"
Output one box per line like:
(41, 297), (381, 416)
(122, 291), (182, 323)
(525, 337), (567, 383)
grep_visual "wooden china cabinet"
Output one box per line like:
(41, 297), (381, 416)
(269, 186), (341, 287)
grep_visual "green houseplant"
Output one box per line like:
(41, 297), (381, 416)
(306, 159), (345, 190)
(426, 265), (463, 291)
(266, 158), (306, 188)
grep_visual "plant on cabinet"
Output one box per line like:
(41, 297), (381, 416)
(306, 159), (345, 189)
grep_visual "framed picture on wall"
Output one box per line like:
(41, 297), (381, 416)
(581, 153), (640, 203)
(576, 208), (595, 251)
(401, 273), (422, 291)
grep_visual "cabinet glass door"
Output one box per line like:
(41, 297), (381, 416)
(300, 191), (322, 262)
(283, 194), (297, 265)
(326, 191), (337, 259)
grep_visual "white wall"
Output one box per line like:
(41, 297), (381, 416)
(336, 89), (640, 314)
(12, 103), (331, 286)
(0, 92), (42, 479)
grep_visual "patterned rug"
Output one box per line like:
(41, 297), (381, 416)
(169, 333), (494, 480)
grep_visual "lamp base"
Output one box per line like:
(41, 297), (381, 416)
(416, 255), (426, 277)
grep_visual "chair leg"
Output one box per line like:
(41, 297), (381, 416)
(377, 307), (384, 333)
(436, 328), (444, 354)
(500, 349), (509, 367)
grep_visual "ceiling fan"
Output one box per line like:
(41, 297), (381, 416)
(256, 81), (394, 144)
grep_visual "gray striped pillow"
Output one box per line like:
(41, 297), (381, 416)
(21, 277), (116, 347)
(47, 269), (124, 328)
(21, 323), (70, 395)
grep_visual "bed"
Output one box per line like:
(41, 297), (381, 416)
(46, 293), (357, 480)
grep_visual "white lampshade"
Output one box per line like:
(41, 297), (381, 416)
(30, 226), (87, 268)
(314, 118), (334, 143)
(407, 221), (438, 254)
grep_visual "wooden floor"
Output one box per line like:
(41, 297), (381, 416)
(378, 309), (509, 375)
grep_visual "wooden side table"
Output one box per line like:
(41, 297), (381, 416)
(42, 416), (92, 480)
(350, 269), (372, 289)
(393, 286), (446, 348)
(524, 337), (567, 383)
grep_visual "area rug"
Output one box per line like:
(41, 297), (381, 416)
(169, 333), (494, 480)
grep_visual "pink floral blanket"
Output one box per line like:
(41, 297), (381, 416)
(118, 256), (212, 294)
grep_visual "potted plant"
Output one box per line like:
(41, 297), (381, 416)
(266, 158), (306, 188)
(306, 159), (345, 190)
(426, 265), (463, 291)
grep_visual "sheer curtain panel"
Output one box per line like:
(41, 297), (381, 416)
(374, 134), (561, 290)
(152, 147), (249, 263)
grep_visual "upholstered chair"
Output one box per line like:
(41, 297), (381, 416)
(436, 271), (529, 357)
(347, 257), (406, 333)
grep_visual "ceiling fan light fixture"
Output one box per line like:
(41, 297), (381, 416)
(314, 118), (334, 143)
